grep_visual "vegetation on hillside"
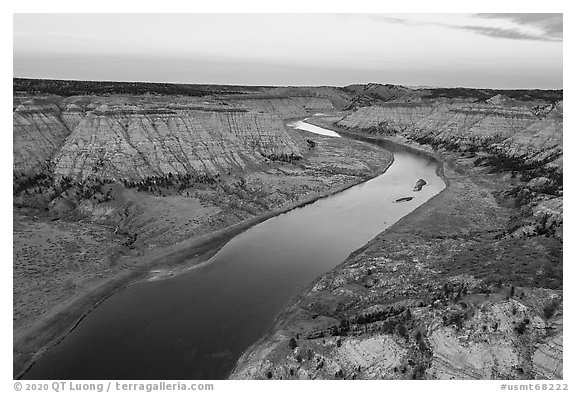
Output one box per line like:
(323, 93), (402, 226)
(13, 78), (267, 97)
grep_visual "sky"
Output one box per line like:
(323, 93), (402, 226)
(13, 13), (563, 89)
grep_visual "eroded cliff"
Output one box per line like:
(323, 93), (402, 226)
(336, 101), (563, 181)
(53, 105), (303, 180)
(13, 99), (71, 173)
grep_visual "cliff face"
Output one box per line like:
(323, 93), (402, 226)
(337, 102), (563, 180)
(235, 97), (335, 118)
(262, 87), (354, 111)
(60, 103), (86, 130)
(53, 105), (303, 180)
(13, 99), (71, 173)
(13, 93), (341, 181)
(336, 104), (438, 131)
(489, 105), (563, 176)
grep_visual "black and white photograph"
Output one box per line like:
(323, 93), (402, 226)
(9, 4), (567, 387)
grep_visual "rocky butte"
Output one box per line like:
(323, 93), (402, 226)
(13, 79), (562, 379)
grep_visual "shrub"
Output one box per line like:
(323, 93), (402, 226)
(514, 318), (530, 335)
(443, 310), (467, 330)
(543, 299), (561, 319)
(412, 364), (427, 380)
(307, 349), (314, 360)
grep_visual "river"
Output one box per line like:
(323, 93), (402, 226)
(22, 119), (445, 380)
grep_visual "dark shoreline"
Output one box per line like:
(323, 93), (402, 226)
(14, 121), (395, 379)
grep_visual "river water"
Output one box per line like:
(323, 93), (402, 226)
(23, 120), (445, 380)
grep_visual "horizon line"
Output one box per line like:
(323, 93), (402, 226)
(12, 76), (564, 92)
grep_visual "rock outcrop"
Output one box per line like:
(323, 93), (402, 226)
(336, 104), (438, 132)
(413, 179), (427, 192)
(336, 101), (563, 181)
(13, 93), (340, 181)
(13, 99), (71, 172)
(53, 105), (303, 180)
(236, 97), (335, 119)
(60, 103), (86, 130)
(532, 333), (563, 379)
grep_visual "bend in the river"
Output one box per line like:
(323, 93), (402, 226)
(22, 119), (446, 380)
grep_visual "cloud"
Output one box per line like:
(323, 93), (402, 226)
(457, 24), (558, 42)
(475, 13), (562, 42)
(370, 13), (562, 42)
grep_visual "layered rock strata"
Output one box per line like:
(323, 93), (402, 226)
(13, 100), (71, 173)
(336, 102), (563, 180)
(53, 105), (303, 180)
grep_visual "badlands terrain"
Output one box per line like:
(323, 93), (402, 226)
(13, 79), (562, 379)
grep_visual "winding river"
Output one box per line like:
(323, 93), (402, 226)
(23, 120), (445, 380)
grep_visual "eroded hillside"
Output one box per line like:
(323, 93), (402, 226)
(336, 101), (562, 181)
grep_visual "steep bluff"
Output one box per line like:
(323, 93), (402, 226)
(337, 102), (563, 180)
(53, 105), (303, 180)
(60, 103), (86, 130)
(13, 94), (338, 181)
(233, 96), (335, 119)
(13, 99), (71, 173)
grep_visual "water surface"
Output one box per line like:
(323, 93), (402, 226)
(23, 121), (444, 380)
(287, 120), (341, 137)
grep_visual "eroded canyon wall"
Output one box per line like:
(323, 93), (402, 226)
(13, 100), (72, 173)
(337, 101), (563, 180)
(53, 106), (304, 180)
(13, 95), (333, 180)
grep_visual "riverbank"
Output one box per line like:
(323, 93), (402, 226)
(14, 128), (395, 379)
(231, 120), (563, 380)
